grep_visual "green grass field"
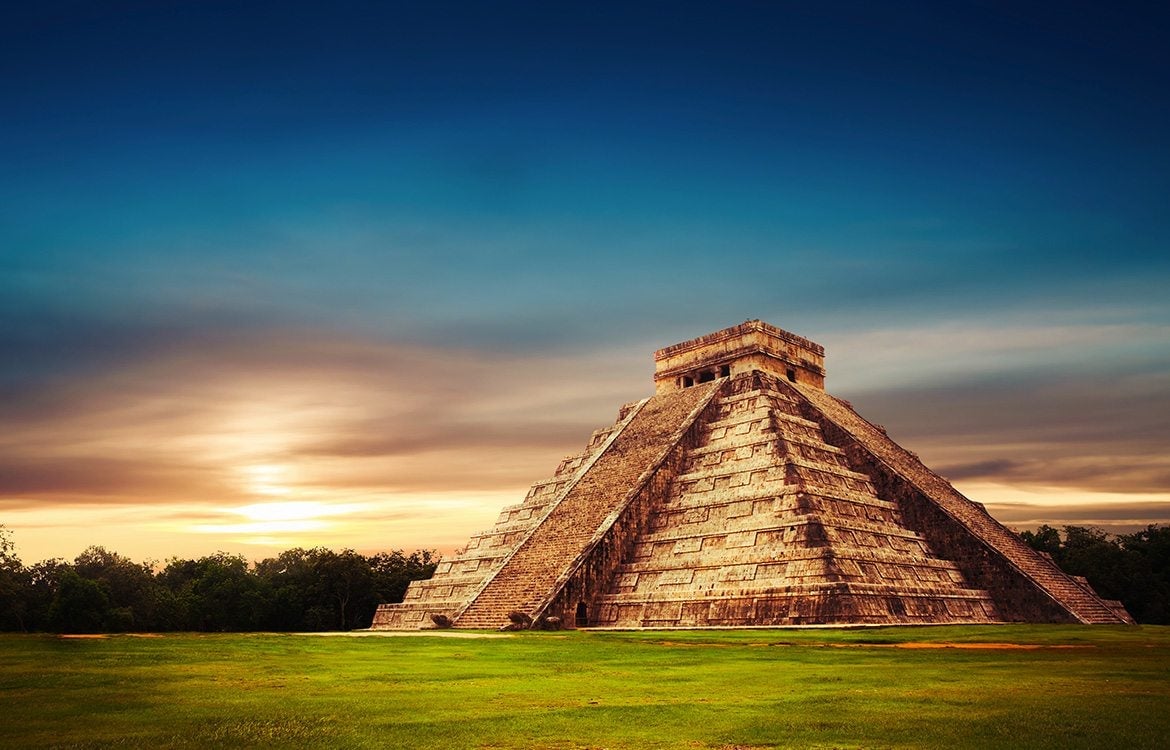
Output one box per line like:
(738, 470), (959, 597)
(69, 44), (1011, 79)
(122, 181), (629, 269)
(2, 625), (1168, 749)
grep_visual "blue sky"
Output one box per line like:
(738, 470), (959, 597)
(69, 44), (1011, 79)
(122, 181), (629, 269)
(2, 2), (1169, 563)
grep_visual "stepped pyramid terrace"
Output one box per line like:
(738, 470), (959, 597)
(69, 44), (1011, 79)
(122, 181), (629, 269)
(372, 321), (1132, 630)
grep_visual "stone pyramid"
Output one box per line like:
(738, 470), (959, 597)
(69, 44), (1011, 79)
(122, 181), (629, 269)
(372, 321), (1131, 629)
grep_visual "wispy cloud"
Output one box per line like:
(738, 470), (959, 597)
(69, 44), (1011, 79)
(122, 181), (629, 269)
(3, 312), (1168, 562)
(821, 319), (1170, 496)
(825, 320), (1170, 391)
(975, 482), (1170, 533)
(0, 321), (648, 560)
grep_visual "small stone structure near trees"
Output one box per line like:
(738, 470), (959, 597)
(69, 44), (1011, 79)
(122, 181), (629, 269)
(372, 321), (1132, 630)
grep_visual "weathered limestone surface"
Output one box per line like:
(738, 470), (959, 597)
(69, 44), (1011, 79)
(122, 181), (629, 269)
(371, 321), (1131, 629)
(596, 373), (998, 627)
(787, 383), (1134, 624)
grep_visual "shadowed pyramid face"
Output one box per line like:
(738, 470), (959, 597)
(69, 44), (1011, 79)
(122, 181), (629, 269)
(653, 320), (826, 394)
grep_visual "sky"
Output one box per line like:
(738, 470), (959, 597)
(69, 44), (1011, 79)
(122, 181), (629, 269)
(2, 1), (1169, 565)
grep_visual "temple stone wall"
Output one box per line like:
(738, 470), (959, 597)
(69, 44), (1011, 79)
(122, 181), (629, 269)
(654, 320), (826, 393)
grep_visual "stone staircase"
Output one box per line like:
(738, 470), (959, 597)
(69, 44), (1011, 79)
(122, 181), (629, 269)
(596, 375), (999, 627)
(370, 406), (634, 629)
(454, 381), (721, 629)
(790, 382), (1131, 624)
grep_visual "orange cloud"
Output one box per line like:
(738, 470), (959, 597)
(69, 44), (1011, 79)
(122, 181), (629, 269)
(0, 328), (645, 561)
(3, 320), (1168, 563)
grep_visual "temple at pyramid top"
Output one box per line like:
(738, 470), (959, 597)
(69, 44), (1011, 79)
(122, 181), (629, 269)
(373, 320), (1131, 630)
(654, 320), (826, 393)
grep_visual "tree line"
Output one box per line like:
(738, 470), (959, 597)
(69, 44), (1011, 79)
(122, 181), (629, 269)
(3, 524), (1168, 631)
(0, 528), (436, 633)
(1018, 524), (1169, 624)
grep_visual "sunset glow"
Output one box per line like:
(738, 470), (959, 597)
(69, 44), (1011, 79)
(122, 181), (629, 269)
(188, 500), (372, 536)
(241, 466), (294, 498)
(2, 3), (1168, 566)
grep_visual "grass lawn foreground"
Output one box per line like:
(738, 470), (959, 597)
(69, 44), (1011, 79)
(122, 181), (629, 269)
(1, 625), (1168, 749)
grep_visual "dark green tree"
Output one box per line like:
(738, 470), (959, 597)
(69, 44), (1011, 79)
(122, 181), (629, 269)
(47, 569), (112, 633)
(0, 526), (31, 631)
(254, 547), (319, 630)
(160, 553), (268, 631)
(72, 546), (161, 631)
(255, 547), (380, 630)
(319, 549), (376, 630)
(1116, 525), (1170, 623)
(4, 539), (438, 632)
(22, 558), (69, 631)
